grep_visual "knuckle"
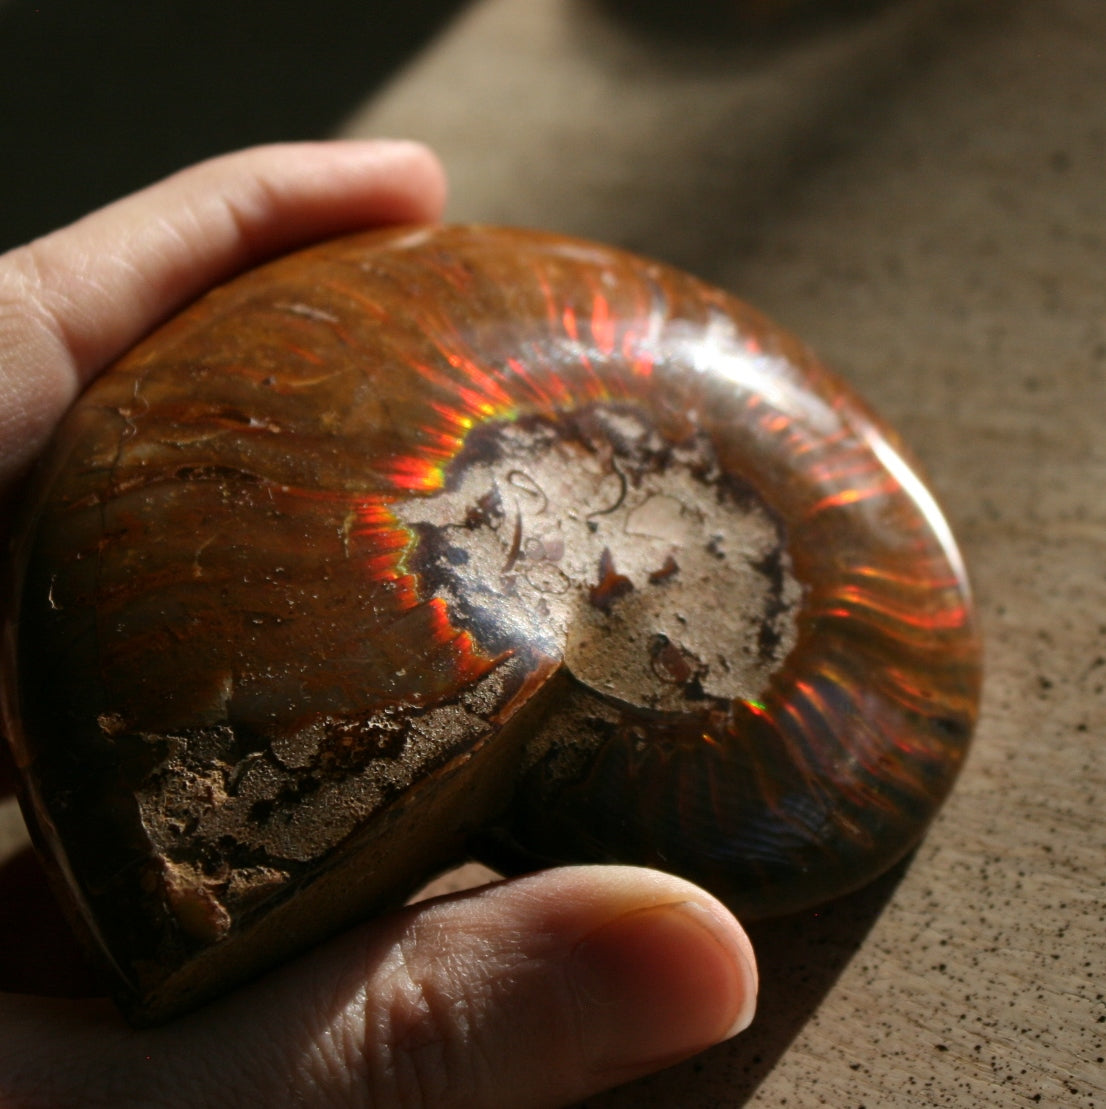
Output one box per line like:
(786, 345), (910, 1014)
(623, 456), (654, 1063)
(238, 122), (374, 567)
(362, 933), (497, 1109)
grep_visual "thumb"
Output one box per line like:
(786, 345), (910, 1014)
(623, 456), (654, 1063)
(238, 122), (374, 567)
(0, 866), (757, 1108)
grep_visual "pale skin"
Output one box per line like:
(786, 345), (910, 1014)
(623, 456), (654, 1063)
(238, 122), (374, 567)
(0, 141), (758, 1109)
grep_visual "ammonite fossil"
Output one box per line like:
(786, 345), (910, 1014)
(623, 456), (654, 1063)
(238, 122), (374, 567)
(1, 225), (981, 1022)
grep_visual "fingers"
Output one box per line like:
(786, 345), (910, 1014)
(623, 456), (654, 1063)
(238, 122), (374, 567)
(0, 140), (446, 496)
(0, 867), (757, 1109)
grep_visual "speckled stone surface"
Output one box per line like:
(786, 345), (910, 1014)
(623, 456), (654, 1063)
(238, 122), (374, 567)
(343, 0), (1106, 1104)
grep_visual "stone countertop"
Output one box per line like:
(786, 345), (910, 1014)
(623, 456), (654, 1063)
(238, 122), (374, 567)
(1, 1), (1102, 1104)
(343, 1), (1105, 1105)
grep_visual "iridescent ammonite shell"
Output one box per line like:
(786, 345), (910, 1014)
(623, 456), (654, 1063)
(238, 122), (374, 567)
(1, 225), (981, 1022)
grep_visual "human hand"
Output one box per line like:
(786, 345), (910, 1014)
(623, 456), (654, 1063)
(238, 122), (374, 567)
(0, 142), (757, 1108)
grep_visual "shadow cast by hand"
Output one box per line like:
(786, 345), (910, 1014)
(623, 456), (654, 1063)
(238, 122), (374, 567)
(588, 0), (897, 53)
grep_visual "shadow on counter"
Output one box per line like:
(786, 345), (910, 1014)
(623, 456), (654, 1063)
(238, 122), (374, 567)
(550, 0), (999, 285)
(592, 0), (895, 48)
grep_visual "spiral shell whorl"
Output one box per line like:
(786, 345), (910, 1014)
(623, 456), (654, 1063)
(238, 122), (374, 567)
(4, 225), (979, 1019)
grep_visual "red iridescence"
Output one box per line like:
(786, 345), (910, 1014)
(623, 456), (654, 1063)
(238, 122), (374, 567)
(1, 226), (980, 1022)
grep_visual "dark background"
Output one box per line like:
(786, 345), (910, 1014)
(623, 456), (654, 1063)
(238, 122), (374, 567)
(0, 0), (467, 252)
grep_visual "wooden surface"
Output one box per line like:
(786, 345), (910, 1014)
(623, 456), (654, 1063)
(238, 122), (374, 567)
(344, 0), (1106, 1105)
(2, 0), (1103, 1104)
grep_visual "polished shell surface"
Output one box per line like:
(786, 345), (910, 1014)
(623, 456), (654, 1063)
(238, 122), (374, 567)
(1, 225), (981, 1020)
